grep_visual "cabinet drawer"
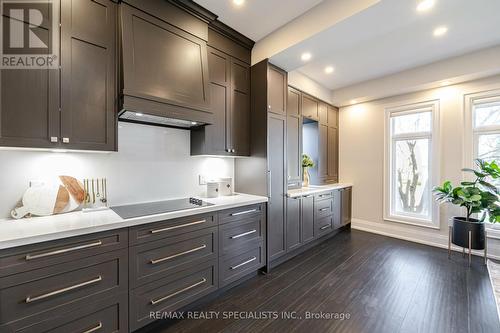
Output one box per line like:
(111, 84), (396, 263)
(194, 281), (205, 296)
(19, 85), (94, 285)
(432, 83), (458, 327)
(219, 244), (264, 287)
(0, 249), (127, 327)
(129, 213), (216, 245)
(130, 227), (217, 288)
(130, 261), (217, 331)
(314, 191), (333, 201)
(315, 198), (333, 219)
(315, 216), (333, 238)
(0, 229), (127, 278)
(219, 216), (263, 256)
(7, 294), (128, 333)
(218, 204), (264, 225)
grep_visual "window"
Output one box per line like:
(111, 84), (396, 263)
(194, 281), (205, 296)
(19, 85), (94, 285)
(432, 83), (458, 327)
(472, 97), (500, 187)
(384, 101), (439, 228)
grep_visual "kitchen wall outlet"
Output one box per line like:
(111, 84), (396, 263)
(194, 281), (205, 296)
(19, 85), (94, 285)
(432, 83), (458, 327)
(29, 180), (45, 187)
(199, 175), (207, 185)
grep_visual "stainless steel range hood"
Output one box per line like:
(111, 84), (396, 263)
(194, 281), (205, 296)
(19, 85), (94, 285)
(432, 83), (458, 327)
(118, 110), (205, 129)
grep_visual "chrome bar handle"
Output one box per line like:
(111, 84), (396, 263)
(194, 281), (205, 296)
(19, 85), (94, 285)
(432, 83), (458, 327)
(81, 322), (103, 333)
(25, 241), (103, 260)
(319, 207), (329, 212)
(150, 245), (207, 264)
(230, 257), (257, 270)
(231, 209), (258, 217)
(150, 219), (206, 234)
(150, 278), (207, 305)
(230, 230), (257, 239)
(320, 225), (330, 230)
(25, 276), (102, 303)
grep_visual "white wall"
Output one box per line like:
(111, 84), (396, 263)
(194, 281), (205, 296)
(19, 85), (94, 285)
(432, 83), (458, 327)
(288, 70), (333, 103)
(340, 74), (500, 258)
(0, 123), (234, 218)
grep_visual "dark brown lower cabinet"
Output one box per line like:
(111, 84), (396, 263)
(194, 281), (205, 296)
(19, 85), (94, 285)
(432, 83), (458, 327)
(334, 187), (352, 228)
(130, 261), (218, 331)
(301, 195), (315, 244)
(341, 187), (352, 226)
(286, 197), (301, 252)
(0, 204), (266, 333)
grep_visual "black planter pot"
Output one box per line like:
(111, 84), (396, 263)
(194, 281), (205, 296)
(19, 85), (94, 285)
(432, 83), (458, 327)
(451, 217), (485, 250)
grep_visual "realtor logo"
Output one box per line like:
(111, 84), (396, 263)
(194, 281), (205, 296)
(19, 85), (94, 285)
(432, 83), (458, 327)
(1, 0), (59, 68)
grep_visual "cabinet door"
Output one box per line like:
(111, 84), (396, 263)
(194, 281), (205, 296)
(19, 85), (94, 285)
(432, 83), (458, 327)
(121, 4), (211, 117)
(191, 47), (229, 155)
(230, 58), (250, 156)
(301, 195), (315, 243)
(318, 102), (328, 124)
(60, 0), (117, 151)
(327, 105), (338, 127)
(0, 10), (59, 148)
(286, 197), (301, 252)
(268, 114), (287, 261)
(318, 124), (328, 180)
(267, 66), (286, 115)
(327, 126), (338, 181)
(286, 87), (302, 187)
(341, 188), (352, 226)
(302, 94), (318, 120)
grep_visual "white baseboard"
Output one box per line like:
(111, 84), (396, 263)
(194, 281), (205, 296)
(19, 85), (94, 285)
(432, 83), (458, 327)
(351, 218), (500, 261)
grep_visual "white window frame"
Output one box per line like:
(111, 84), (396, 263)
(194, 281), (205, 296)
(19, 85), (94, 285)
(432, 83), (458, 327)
(464, 90), (500, 168)
(383, 100), (440, 229)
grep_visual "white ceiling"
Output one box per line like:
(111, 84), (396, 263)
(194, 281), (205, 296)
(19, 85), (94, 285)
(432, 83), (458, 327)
(270, 0), (500, 90)
(195, 0), (324, 41)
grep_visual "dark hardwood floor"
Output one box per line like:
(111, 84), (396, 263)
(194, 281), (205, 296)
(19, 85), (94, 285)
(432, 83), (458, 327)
(143, 230), (500, 333)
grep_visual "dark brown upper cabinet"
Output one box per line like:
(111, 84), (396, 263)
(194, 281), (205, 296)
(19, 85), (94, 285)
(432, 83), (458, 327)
(318, 102), (328, 125)
(327, 105), (338, 128)
(287, 87), (302, 188)
(267, 66), (287, 115)
(0, 0), (117, 151)
(302, 94), (319, 120)
(191, 27), (253, 156)
(61, 0), (117, 151)
(120, 2), (213, 125)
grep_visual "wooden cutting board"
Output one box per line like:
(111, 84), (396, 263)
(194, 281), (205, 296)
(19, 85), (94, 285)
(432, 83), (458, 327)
(59, 175), (85, 204)
(11, 185), (70, 219)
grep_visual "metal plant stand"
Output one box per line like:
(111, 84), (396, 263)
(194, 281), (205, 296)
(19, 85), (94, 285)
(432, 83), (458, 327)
(448, 226), (487, 266)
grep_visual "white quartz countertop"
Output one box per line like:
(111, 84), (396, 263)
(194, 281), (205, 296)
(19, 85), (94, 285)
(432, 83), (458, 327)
(0, 193), (268, 250)
(287, 183), (353, 198)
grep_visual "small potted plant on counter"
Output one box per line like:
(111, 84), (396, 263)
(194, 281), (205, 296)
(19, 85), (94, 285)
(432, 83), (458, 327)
(433, 159), (500, 258)
(302, 154), (314, 187)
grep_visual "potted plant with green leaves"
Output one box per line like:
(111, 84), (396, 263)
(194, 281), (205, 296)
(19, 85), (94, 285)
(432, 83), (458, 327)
(433, 159), (500, 251)
(302, 154), (314, 187)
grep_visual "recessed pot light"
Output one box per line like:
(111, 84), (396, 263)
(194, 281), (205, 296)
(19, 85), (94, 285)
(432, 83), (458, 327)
(301, 52), (312, 61)
(417, 0), (435, 12)
(233, 0), (245, 6)
(433, 26), (448, 37)
(325, 66), (334, 74)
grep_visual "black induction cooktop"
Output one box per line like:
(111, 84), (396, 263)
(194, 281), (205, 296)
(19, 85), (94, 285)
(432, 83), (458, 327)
(110, 197), (213, 219)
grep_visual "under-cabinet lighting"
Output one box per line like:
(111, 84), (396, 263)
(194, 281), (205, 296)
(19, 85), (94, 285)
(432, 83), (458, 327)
(135, 112), (143, 117)
(440, 81), (451, 86)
